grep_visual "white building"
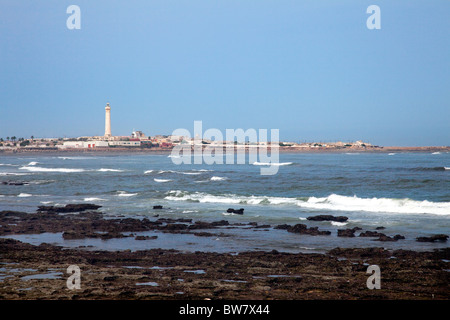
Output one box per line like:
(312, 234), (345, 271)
(62, 141), (109, 149)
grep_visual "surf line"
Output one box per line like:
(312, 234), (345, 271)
(170, 121), (280, 175)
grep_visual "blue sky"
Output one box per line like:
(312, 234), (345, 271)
(0, 0), (449, 146)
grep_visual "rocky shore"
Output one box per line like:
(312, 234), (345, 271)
(0, 205), (449, 300)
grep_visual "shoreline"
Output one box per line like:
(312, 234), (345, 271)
(0, 205), (448, 300)
(1, 238), (449, 300)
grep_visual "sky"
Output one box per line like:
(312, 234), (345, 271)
(0, 0), (449, 146)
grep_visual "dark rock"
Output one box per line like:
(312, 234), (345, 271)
(162, 223), (188, 231)
(306, 215), (348, 222)
(375, 226), (386, 230)
(274, 224), (291, 230)
(211, 220), (229, 227)
(337, 229), (355, 237)
(135, 235), (158, 240)
(37, 204), (101, 213)
(359, 231), (384, 237)
(285, 224), (331, 236)
(153, 205), (163, 210)
(375, 234), (397, 242)
(394, 234), (405, 240)
(2, 181), (27, 186)
(193, 232), (215, 237)
(416, 234), (448, 242)
(227, 208), (244, 215)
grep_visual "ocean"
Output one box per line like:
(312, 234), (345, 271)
(1, 152), (449, 253)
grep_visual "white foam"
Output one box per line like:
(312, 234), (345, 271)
(19, 166), (85, 173)
(84, 197), (107, 201)
(98, 168), (124, 172)
(210, 176), (228, 181)
(164, 191), (450, 215)
(432, 152), (441, 155)
(252, 162), (293, 166)
(388, 153), (396, 156)
(40, 201), (53, 204)
(0, 172), (29, 176)
(154, 178), (172, 183)
(144, 170), (154, 174)
(158, 170), (201, 175)
(331, 221), (348, 227)
(27, 161), (38, 166)
(116, 191), (138, 197)
(17, 193), (32, 197)
(182, 210), (199, 214)
(0, 163), (18, 166)
(445, 167), (450, 170)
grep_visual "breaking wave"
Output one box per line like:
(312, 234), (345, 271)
(97, 168), (124, 172)
(116, 191), (138, 197)
(164, 191), (450, 215)
(17, 193), (32, 197)
(252, 162), (293, 166)
(411, 167), (449, 171)
(84, 197), (107, 201)
(210, 176), (228, 181)
(19, 166), (85, 173)
(154, 178), (172, 183)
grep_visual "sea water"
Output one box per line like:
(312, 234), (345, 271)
(0, 152), (449, 253)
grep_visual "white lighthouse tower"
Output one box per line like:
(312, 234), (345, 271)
(105, 102), (112, 138)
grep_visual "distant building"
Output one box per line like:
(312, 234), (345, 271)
(131, 131), (147, 139)
(62, 141), (109, 149)
(105, 103), (112, 138)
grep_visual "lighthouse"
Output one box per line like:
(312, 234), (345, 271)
(105, 102), (111, 138)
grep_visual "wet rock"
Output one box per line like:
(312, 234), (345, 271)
(226, 208), (244, 215)
(193, 232), (215, 237)
(2, 181), (28, 186)
(153, 205), (163, 210)
(359, 231), (384, 237)
(376, 226), (386, 230)
(161, 223), (189, 231)
(135, 235), (158, 240)
(375, 234), (397, 242)
(211, 220), (229, 227)
(285, 224), (331, 236)
(337, 229), (355, 237)
(307, 215), (348, 222)
(274, 224), (291, 230)
(37, 204), (102, 213)
(416, 234), (448, 242)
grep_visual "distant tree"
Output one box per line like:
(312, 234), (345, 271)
(11, 136), (16, 142)
(31, 135), (34, 140)
(20, 140), (30, 147)
(6, 137), (10, 141)
(0, 138), (3, 142)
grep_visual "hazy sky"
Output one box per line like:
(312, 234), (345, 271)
(0, 0), (449, 146)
